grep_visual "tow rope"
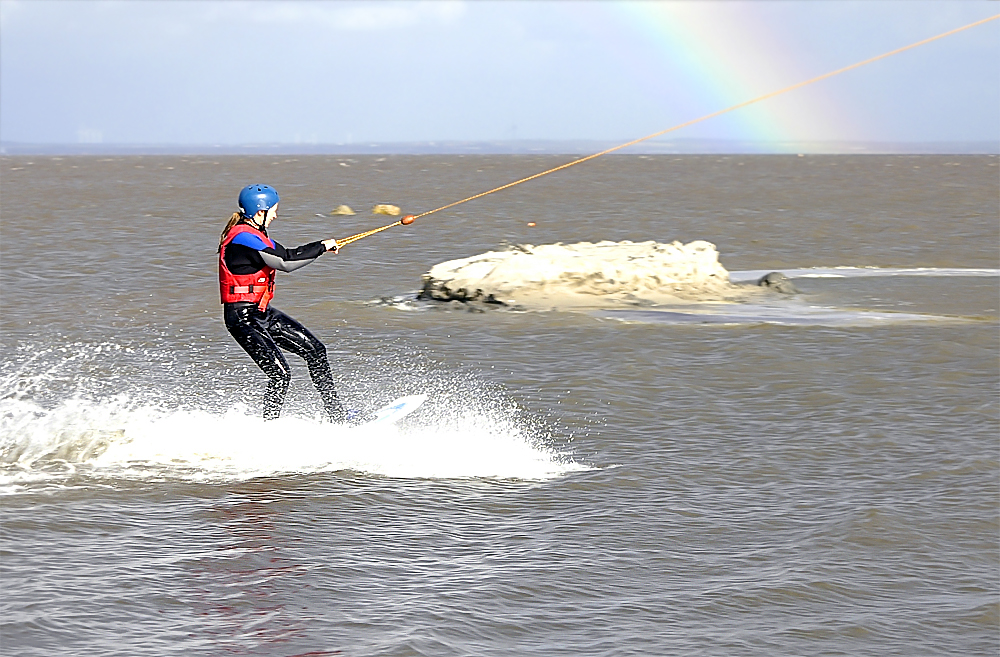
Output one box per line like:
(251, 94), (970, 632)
(335, 13), (998, 248)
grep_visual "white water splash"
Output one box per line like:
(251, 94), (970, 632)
(0, 395), (588, 491)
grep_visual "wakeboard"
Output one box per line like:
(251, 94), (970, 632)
(360, 394), (428, 426)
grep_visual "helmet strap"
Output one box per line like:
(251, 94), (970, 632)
(246, 212), (265, 231)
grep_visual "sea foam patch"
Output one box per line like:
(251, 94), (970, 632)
(728, 267), (1000, 283)
(601, 303), (958, 327)
(420, 240), (748, 307)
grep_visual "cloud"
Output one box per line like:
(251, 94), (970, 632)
(218, 1), (466, 32)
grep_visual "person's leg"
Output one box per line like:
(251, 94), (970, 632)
(265, 307), (346, 422)
(224, 304), (292, 420)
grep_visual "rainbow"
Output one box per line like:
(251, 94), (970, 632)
(567, 2), (860, 149)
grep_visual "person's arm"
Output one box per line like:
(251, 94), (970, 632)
(230, 233), (330, 273)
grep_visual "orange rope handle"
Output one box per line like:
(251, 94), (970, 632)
(336, 13), (998, 247)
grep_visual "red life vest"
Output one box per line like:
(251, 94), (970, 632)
(219, 223), (276, 311)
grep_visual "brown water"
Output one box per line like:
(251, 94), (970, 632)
(1, 154), (998, 655)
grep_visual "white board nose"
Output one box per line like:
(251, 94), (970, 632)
(370, 394), (429, 425)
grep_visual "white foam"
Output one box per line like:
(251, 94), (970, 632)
(0, 396), (588, 491)
(602, 303), (961, 327)
(421, 240), (744, 307)
(728, 267), (1000, 283)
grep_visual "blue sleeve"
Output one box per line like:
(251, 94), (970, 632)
(230, 232), (271, 251)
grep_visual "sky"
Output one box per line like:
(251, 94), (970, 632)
(0, 0), (997, 151)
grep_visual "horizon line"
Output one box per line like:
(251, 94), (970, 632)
(1, 138), (997, 156)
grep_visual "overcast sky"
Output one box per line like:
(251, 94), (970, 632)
(0, 1), (996, 149)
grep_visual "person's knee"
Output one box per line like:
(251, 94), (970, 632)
(303, 337), (328, 364)
(264, 359), (292, 386)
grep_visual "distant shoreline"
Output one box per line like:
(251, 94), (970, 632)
(2, 139), (997, 156)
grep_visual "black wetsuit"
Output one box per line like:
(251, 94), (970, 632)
(222, 226), (344, 422)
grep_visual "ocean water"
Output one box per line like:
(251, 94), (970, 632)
(1, 154), (997, 656)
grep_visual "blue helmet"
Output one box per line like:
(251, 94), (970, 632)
(238, 184), (279, 218)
